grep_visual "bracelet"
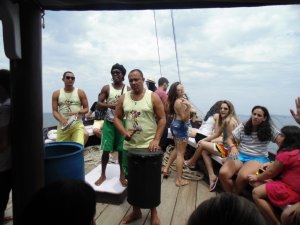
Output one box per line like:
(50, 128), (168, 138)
(229, 144), (235, 149)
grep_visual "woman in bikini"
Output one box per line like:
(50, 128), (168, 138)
(184, 100), (239, 191)
(164, 82), (191, 186)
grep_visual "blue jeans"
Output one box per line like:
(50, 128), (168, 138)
(171, 120), (189, 140)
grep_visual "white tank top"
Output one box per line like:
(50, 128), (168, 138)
(198, 116), (215, 136)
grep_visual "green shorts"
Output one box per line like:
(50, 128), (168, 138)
(100, 119), (125, 152)
(57, 121), (84, 145)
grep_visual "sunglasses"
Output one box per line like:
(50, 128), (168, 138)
(111, 70), (121, 76)
(65, 76), (75, 80)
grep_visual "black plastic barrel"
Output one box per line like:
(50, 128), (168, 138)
(44, 142), (84, 185)
(127, 149), (163, 208)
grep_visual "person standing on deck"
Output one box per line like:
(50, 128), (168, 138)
(94, 63), (130, 187)
(114, 69), (166, 225)
(154, 77), (169, 151)
(52, 71), (89, 146)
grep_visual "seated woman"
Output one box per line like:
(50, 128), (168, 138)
(219, 105), (280, 194)
(248, 125), (300, 225)
(162, 100), (222, 179)
(184, 100), (239, 191)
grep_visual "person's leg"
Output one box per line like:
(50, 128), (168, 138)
(219, 159), (242, 192)
(71, 123), (85, 145)
(235, 160), (261, 194)
(184, 144), (204, 168)
(83, 128), (89, 145)
(281, 202), (300, 225)
(150, 207), (161, 225)
(162, 146), (176, 178)
(175, 140), (189, 186)
(252, 184), (281, 225)
(115, 120), (127, 186)
(122, 206), (142, 224)
(95, 120), (113, 186)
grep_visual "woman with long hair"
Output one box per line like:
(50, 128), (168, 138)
(248, 125), (300, 225)
(162, 100), (223, 179)
(164, 82), (191, 186)
(184, 100), (239, 191)
(220, 105), (280, 194)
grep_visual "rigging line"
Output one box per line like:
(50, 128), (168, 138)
(171, 10), (181, 83)
(153, 10), (162, 77)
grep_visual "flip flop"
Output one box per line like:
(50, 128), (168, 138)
(209, 177), (219, 192)
(184, 160), (196, 169)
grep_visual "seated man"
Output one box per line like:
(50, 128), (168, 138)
(85, 101), (105, 139)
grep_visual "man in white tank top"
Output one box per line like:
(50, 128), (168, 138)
(52, 71), (89, 145)
(94, 63), (130, 187)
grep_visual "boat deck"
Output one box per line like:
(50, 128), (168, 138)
(5, 146), (219, 225)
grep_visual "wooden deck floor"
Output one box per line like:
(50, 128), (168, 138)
(4, 147), (218, 225)
(83, 147), (218, 225)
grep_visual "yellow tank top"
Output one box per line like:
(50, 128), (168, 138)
(58, 88), (82, 122)
(123, 90), (157, 150)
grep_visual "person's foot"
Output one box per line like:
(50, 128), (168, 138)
(122, 210), (142, 224)
(95, 175), (106, 186)
(120, 176), (128, 187)
(175, 179), (190, 187)
(162, 167), (171, 178)
(184, 160), (196, 169)
(209, 176), (218, 192)
(150, 210), (161, 225)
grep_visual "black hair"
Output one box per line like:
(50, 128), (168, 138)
(111, 63), (126, 76)
(203, 101), (223, 121)
(158, 77), (169, 86)
(166, 81), (181, 115)
(62, 71), (74, 79)
(147, 81), (157, 92)
(278, 125), (300, 152)
(244, 105), (272, 141)
(187, 193), (266, 225)
(21, 179), (96, 225)
(128, 69), (144, 77)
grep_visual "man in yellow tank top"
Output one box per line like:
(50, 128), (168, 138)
(94, 63), (130, 187)
(114, 69), (166, 225)
(52, 71), (89, 145)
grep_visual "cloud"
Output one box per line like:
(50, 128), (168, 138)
(1, 5), (300, 116)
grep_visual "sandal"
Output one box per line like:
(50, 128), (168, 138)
(209, 177), (219, 192)
(184, 160), (196, 169)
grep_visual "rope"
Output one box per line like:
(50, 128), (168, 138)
(153, 10), (162, 77)
(171, 10), (181, 83)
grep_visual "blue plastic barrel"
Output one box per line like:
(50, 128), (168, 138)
(44, 142), (84, 184)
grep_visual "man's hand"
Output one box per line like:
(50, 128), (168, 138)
(148, 139), (160, 152)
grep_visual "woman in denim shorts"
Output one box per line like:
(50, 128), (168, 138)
(163, 82), (191, 186)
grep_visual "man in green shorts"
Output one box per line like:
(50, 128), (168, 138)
(94, 63), (130, 187)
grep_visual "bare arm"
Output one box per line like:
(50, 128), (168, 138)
(150, 92), (166, 151)
(77, 89), (89, 115)
(174, 98), (191, 122)
(114, 95), (129, 138)
(248, 160), (283, 182)
(52, 90), (68, 126)
(290, 96), (300, 124)
(97, 85), (114, 109)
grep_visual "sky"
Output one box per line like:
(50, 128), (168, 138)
(1, 5), (300, 116)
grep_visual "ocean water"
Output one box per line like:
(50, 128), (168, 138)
(43, 112), (299, 153)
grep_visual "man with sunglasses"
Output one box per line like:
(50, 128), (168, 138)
(94, 63), (130, 187)
(52, 71), (89, 145)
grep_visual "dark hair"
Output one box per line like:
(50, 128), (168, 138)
(147, 81), (157, 92)
(129, 69), (144, 78)
(21, 179), (96, 225)
(203, 101), (223, 121)
(111, 63), (126, 75)
(244, 105), (272, 141)
(166, 81), (181, 115)
(278, 125), (300, 152)
(62, 71), (73, 79)
(158, 77), (169, 86)
(187, 193), (266, 225)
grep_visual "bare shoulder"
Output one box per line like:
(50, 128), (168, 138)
(52, 89), (60, 97)
(77, 88), (87, 96)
